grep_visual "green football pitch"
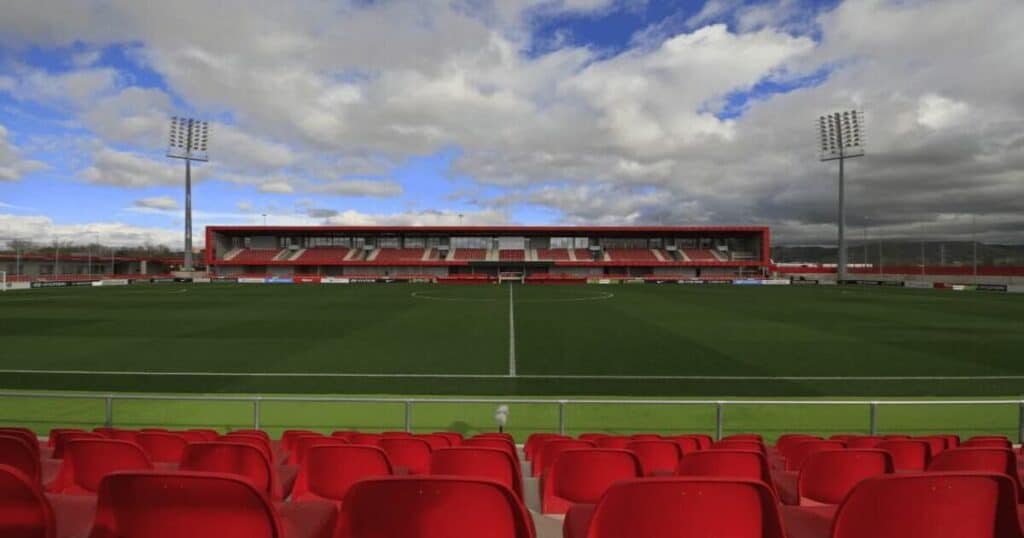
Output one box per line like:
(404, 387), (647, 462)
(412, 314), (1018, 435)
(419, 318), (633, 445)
(1, 282), (1022, 440)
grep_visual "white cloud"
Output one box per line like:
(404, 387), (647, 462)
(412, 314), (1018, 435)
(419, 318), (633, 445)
(917, 94), (969, 130)
(258, 181), (294, 194)
(80, 148), (192, 187)
(133, 196), (178, 210)
(0, 124), (47, 181)
(0, 213), (187, 247)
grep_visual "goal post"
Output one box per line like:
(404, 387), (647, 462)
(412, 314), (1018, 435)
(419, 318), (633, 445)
(498, 271), (524, 283)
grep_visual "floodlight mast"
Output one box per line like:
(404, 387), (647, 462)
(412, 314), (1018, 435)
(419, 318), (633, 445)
(166, 117), (210, 272)
(818, 110), (865, 282)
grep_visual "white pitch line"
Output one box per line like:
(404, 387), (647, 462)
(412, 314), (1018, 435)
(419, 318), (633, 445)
(508, 284), (516, 377)
(0, 369), (1022, 381)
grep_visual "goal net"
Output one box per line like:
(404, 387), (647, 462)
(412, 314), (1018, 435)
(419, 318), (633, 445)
(498, 271), (524, 283)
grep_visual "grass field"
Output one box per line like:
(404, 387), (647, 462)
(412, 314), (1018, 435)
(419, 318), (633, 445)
(1, 282), (1022, 440)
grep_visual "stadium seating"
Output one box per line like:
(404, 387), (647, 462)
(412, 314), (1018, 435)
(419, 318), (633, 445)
(536, 249), (570, 261)
(451, 249), (487, 261)
(0, 435), (42, 484)
(927, 447), (1021, 491)
(294, 248), (349, 264)
(524, 433), (565, 462)
(711, 439), (766, 454)
(49, 440), (153, 495)
(875, 440), (931, 471)
(781, 440), (845, 471)
(573, 249), (594, 261)
(963, 436), (1012, 449)
(50, 432), (104, 460)
(844, 435), (884, 449)
(825, 473), (1023, 538)
(791, 449), (893, 505)
(290, 436), (348, 466)
(0, 464), (55, 538)
(431, 432), (463, 446)
(179, 442), (285, 500)
(682, 248), (718, 261)
(337, 477), (533, 538)
(430, 447), (523, 500)
(89, 471), (337, 538)
(229, 249), (283, 264)
(348, 433), (383, 446)
(134, 432), (188, 464)
(499, 250), (525, 261)
(416, 434), (452, 450)
(532, 439), (595, 478)
(378, 438), (432, 475)
(606, 249), (657, 262)
(541, 448), (642, 515)
(623, 440), (682, 476)
(677, 449), (774, 487)
(374, 248), (426, 262)
(290, 445), (393, 503)
(564, 477), (785, 538)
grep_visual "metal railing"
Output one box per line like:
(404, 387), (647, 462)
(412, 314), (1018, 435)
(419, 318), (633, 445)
(0, 391), (1021, 442)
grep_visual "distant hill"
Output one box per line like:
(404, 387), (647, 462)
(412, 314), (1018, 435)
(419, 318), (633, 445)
(771, 242), (1024, 266)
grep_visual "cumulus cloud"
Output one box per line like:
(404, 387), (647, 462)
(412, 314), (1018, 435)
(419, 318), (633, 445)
(80, 148), (192, 187)
(0, 124), (47, 181)
(0, 213), (186, 247)
(133, 196), (178, 210)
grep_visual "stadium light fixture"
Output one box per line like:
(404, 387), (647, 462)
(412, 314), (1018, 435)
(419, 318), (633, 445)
(818, 110), (865, 281)
(167, 116), (210, 272)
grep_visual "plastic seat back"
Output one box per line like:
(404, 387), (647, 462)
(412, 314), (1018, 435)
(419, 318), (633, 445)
(106, 430), (139, 443)
(416, 434), (452, 450)
(525, 433), (565, 461)
(797, 449), (893, 505)
(877, 440), (931, 471)
(583, 477), (784, 538)
(677, 449), (773, 484)
(844, 436), (884, 449)
(624, 441), (682, 476)
(216, 435), (273, 464)
(379, 438), (433, 475)
(0, 435), (41, 483)
(711, 439), (765, 453)
(0, 465), (55, 538)
(89, 471), (285, 538)
(594, 436), (630, 449)
(291, 445), (392, 502)
(662, 435), (700, 455)
(430, 447), (523, 499)
(180, 442), (279, 499)
(134, 432), (188, 464)
(463, 437), (516, 458)
(0, 429), (39, 458)
(723, 434), (763, 442)
(928, 448), (1020, 491)
(963, 437), (1012, 449)
(579, 433), (609, 441)
(292, 435), (348, 466)
(52, 440), (153, 495)
(185, 429), (219, 441)
(916, 436), (947, 456)
(776, 434), (822, 457)
(784, 440), (845, 471)
(280, 429), (317, 452)
(431, 432), (463, 447)
(47, 429), (83, 448)
(535, 439), (595, 477)
(629, 434), (661, 440)
(542, 449), (642, 514)
(349, 433), (383, 446)
(229, 429), (270, 441)
(338, 477), (533, 538)
(51, 431), (104, 459)
(832, 472), (1023, 538)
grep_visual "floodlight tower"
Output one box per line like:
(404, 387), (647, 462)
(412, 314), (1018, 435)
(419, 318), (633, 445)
(818, 110), (865, 282)
(167, 117), (210, 271)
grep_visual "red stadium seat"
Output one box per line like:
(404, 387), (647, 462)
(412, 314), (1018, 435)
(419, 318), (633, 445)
(844, 436), (884, 449)
(533, 439), (595, 478)
(541, 448), (641, 514)
(0, 435), (42, 484)
(379, 438), (432, 475)
(185, 429), (220, 441)
(230, 430), (270, 441)
(0, 464), (55, 538)
(176, 430), (210, 443)
(916, 436), (948, 456)
(134, 433), (188, 464)
(795, 449), (893, 505)
(624, 440), (682, 476)
(290, 445), (393, 503)
(594, 436), (630, 449)
(928, 447), (1021, 492)
(348, 433), (383, 447)
(939, 434), (961, 449)
(629, 434), (661, 440)
(462, 437), (519, 468)
(430, 447), (523, 500)
(381, 431), (412, 437)
(104, 431), (138, 443)
(281, 430), (318, 453)
(578, 433), (609, 442)
(882, 434), (911, 440)
(775, 435), (823, 461)
(662, 435), (701, 455)
(47, 430), (83, 449)
(963, 436), (1012, 449)
(88, 471), (337, 538)
(290, 436), (348, 466)
(51, 432), (104, 460)
(828, 473), (1023, 538)
(676, 449), (774, 488)
(431, 432), (463, 447)
(782, 440), (845, 471)
(336, 477), (533, 538)
(564, 477), (784, 538)
(712, 440), (766, 454)
(180, 442), (283, 500)
(524, 433), (566, 462)
(416, 434), (452, 450)
(876, 440), (931, 471)
(723, 434), (764, 442)
(49, 440), (153, 495)
(474, 432), (514, 441)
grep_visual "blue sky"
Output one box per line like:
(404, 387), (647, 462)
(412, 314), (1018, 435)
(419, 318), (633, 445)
(1, 0), (1022, 246)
